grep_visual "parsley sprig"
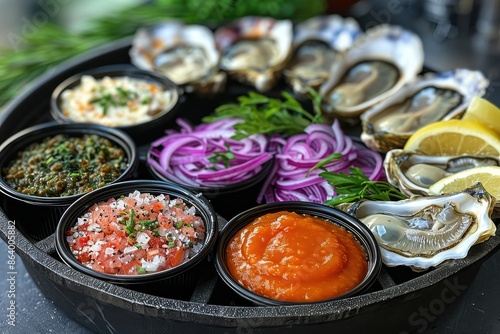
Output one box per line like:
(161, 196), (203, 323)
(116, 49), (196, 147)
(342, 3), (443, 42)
(202, 89), (323, 139)
(320, 167), (407, 206)
(208, 143), (235, 169)
(307, 153), (407, 206)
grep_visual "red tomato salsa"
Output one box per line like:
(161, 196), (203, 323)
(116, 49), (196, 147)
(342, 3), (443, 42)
(226, 211), (368, 302)
(66, 191), (205, 275)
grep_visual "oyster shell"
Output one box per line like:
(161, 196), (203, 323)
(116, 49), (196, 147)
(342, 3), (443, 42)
(384, 149), (500, 197)
(319, 24), (424, 122)
(283, 15), (361, 95)
(214, 16), (293, 92)
(130, 21), (226, 95)
(360, 69), (490, 152)
(352, 183), (496, 270)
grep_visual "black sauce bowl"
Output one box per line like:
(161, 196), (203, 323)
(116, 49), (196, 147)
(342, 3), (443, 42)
(0, 122), (138, 242)
(214, 201), (382, 306)
(55, 179), (218, 288)
(50, 64), (181, 145)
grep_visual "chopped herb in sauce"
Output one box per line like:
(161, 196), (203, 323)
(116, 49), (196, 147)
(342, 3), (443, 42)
(1, 134), (127, 197)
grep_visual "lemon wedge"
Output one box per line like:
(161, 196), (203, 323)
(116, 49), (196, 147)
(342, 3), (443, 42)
(428, 165), (500, 200)
(404, 119), (500, 156)
(461, 96), (500, 137)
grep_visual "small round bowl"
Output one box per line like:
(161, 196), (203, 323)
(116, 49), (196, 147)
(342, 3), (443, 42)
(50, 64), (181, 144)
(0, 122), (139, 241)
(55, 179), (218, 285)
(146, 152), (273, 220)
(214, 201), (382, 306)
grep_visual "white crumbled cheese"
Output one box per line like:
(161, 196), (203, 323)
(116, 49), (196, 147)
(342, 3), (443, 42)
(184, 206), (196, 216)
(90, 240), (106, 253)
(141, 255), (165, 272)
(87, 223), (101, 232)
(123, 246), (138, 254)
(105, 247), (115, 256)
(136, 232), (151, 245)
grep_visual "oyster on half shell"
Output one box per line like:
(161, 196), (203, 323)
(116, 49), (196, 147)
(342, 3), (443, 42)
(360, 69), (490, 153)
(351, 183), (496, 270)
(384, 149), (500, 197)
(283, 15), (361, 95)
(130, 21), (226, 95)
(214, 16), (293, 92)
(319, 24), (424, 122)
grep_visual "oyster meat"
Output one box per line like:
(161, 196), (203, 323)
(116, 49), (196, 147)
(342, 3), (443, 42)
(283, 15), (361, 95)
(384, 149), (500, 197)
(319, 24), (424, 121)
(361, 69), (490, 152)
(353, 183), (496, 270)
(130, 21), (226, 95)
(214, 16), (293, 92)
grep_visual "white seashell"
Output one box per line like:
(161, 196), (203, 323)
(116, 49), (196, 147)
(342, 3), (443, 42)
(283, 15), (361, 95)
(360, 69), (490, 153)
(351, 183), (496, 270)
(319, 24), (424, 121)
(130, 21), (226, 95)
(215, 16), (293, 92)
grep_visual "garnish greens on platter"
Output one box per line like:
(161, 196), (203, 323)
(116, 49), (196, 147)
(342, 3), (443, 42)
(203, 90), (323, 139)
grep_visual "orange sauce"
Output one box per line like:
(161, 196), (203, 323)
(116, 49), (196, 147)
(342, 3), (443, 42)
(226, 211), (368, 302)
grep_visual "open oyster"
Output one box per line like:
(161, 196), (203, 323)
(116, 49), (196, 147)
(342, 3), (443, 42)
(130, 21), (226, 95)
(351, 183), (496, 270)
(214, 16), (292, 92)
(319, 24), (424, 122)
(360, 69), (490, 152)
(384, 149), (500, 197)
(283, 15), (361, 95)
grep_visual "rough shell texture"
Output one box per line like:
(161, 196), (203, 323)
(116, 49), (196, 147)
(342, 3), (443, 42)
(360, 69), (490, 153)
(319, 24), (424, 121)
(129, 21), (226, 95)
(384, 149), (500, 197)
(214, 16), (293, 92)
(284, 15), (361, 95)
(352, 183), (496, 270)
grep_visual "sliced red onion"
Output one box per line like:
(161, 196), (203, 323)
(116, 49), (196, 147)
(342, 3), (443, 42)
(259, 119), (383, 204)
(148, 118), (272, 188)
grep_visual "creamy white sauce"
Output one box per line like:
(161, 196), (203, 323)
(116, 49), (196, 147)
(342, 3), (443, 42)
(60, 75), (174, 127)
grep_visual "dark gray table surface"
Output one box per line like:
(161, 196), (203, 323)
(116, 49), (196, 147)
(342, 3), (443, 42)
(2, 3), (500, 333)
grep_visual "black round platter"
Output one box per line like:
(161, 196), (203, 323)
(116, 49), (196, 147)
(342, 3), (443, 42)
(0, 36), (499, 334)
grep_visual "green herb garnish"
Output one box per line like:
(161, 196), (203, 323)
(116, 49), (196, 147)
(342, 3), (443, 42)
(208, 143), (235, 168)
(319, 167), (407, 207)
(126, 209), (135, 236)
(175, 221), (184, 229)
(202, 89), (323, 139)
(136, 266), (147, 274)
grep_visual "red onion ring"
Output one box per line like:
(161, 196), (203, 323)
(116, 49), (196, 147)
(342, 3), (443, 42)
(148, 118), (272, 188)
(259, 120), (384, 203)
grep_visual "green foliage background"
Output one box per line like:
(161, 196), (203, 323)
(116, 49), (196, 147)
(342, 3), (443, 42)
(0, 0), (326, 108)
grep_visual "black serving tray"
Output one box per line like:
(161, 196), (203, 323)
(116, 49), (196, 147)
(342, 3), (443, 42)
(0, 36), (499, 333)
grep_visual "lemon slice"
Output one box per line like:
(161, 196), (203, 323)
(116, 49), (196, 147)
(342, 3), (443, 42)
(428, 166), (500, 199)
(461, 96), (500, 137)
(404, 119), (500, 156)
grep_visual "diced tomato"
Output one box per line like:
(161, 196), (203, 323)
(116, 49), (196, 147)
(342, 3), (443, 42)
(166, 247), (185, 267)
(148, 235), (164, 250)
(77, 252), (91, 263)
(121, 259), (141, 274)
(158, 213), (173, 230)
(180, 226), (196, 241)
(76, 236), (90, 248)
(147, 248), (161, 261)
(152, 201), (164, 212)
